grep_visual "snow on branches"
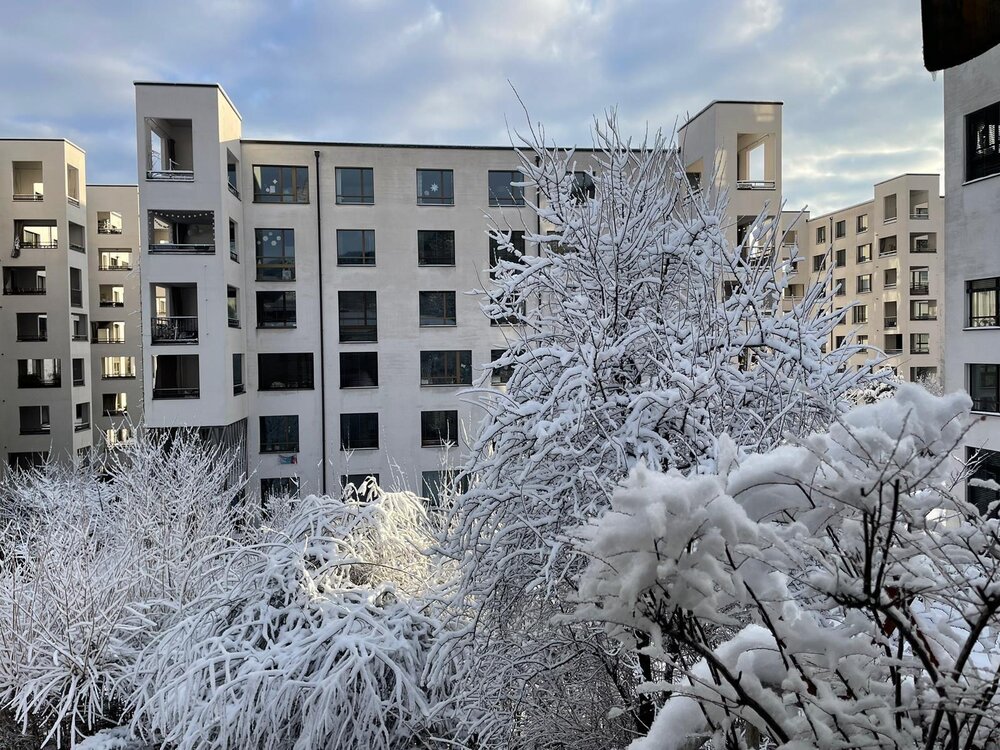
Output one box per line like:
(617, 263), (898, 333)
(574, 385), (997, 750)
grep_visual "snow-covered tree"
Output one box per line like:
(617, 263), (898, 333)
(437, 111), (885, 746)
(129, 488), (456, 750)
(572, 385), (996, 750)
(0, 428), (247, 748)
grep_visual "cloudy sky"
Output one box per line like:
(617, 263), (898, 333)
(0, 0), (940, 215)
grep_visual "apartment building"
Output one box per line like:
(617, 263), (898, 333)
(0, 140), (141, 472)
(791, 174), (944, 382)
(944, 42), (1000, 509)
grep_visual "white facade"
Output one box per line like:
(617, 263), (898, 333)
(0, 140), (141, 473)
(943, 43), (1000, 507)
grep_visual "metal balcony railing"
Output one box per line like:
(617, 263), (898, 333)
(146, 169), (194, 182)
(67, 196), (80, 207)
(72, 331), (88, 342)
(18, 375), (61, 388)
(16, 332), (46, 342)
(98, 262), (131, 271)
(152, 386), (200, 399)
(13, 193), (43, 202)
(228, 182), (240, 199)
(910, 283), (929, 295)
(5, 284), (46, 295)
(17, 240), (58, 250)
(97, 221), (122, 234)
(884, 316), (898, 328)
(736, 180), (776, 190)
(971, 315), (1000, 327)
(74, 421), (90, 432)
(149, 242), (214, 254)
(151, 316), (199, 343)
(20, 425), (51, 435)
(102, 370), (136, 380)
(70, 242), (85, 253)
(93, 334), (125, 344)
(910, 209), (929, 219)
(912, 241), (936, 253)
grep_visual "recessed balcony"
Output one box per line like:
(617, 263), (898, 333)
(151, 283), (198, 343)
(145, 118), (193, 181)
(151, 316), (198, 344)
(148, 210), (215, 254)
(16, 313), (47, 342)
(4, 267), (46, 295)
(152, 354), (200, 399)
(14, 220), (58, 251)
(97, 211), (123, 234)
(13, 161), (43, 201)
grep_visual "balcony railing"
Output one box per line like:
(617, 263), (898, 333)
(18, 375), (61, 388)
(71, 332), (88, 342)
(20, 425), (51, 435)
(884, 316), (898, 328)
(97, 221), (122, 234)
(69, 242), (85, 253)
(148, 242), (214, 254)
(100, 299), (125, 308)
(152, 386), (200, 399)
(67, 196), (80, 207)
(228, 182), (240, 200)
(912, 314), (938, 321)
(103, 407), (128, 416)
(910, 283), (929, 295)
(912, 241), (936, 253)
(5, 283), (46, 295)
(151, 316), (198, 343)
(102, 371), (136, 380)
(228, 317), (240, 328)
(971, 315), (1000, 328)
(98, 262), (132, 271)
(93, 334), (125, 344)
(13, 193), (43, 202)
(885, 348), (903, 355)
(73, 376), (85, 386)
(913, 346), (930, 355)
(910, 210), (929, 219)
(74, 421), (90, 432)
(70, 290), (83, 307)
(973, 397), (999, 413)
(146, 169), (194, 182)
(736, 180), (776, 191)
(884, 216), (898, 225)
(16, 332), (47, 342)
(17, 240), (58, 250)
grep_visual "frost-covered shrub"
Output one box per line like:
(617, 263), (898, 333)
(0, 428), (246, 748)
(130, 489), (455, 750)
(573, 385), (996, 749)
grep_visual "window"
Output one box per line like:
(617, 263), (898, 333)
(336, 167), (374, 205)
(102, 393), (128, 416)
(857, 243), (872, 263)
(260, 415), (299, 453)
(97, 210), (122, 235)
(857, 334), (869, 345)
(489, 232), (526, 279)
(420, 350), (472, 386)
(853, 305), (868, 324)
(419, 291), (457, 326)
(12, 161), (43, 200)
(337, 229), (376, 266)
(879, 236), (897, 257)
(421, 410), (459, 447)
(16, 219), (57, 249)
(257, 291), (296, 328)
(421, 470), (470, 506)
(340, 413), (378, 450)
(815, 226), (826, 244)
(910, 333), (930, 355)
(884, 268), (898, 288)
(233, 353), (245, 395)
(571, 171), (597, 203)
(229, 219), (239, 261)
(253, 165), (309, 203)
(910, 267), (930, 294)
(18, 358), (60, 388)
(261, 477), (300, 500)
(834, 248), (846, 267)
(70, 267), (82, 308)
(19, 406), (50, 435)
(910, 299), (938, 320)
(8, 452), (48, 470)
(98, 249), (132, 270)
(883, 193), (897, 222)
(340, 352), (378, 388)
(227, 286), (239, 327)
(969, 278), (1000, 327)
(834, 279), (846, 297)
(966, 102), (1000, 181)
(857, 214), (869, 233)
(227, 151), (240, 198)
(856, 274), (872, 294)
(67, 165), (80, 204)
(258, 353), (314, 390)
(967, 447), (1000, 514)
(342, 474), (380, 490)
(488, 170), (525, 206)
(339, 291), (377, 342)
(834, 220), (846, 239)
(255, 229), (295, 281)
(970, 364), (1000, 412)
(417, 230), (455, 266)
(417, 169), (454, 205)
(101, 356), (136, 379)
(72, 313), (88, 341)
(15, 313), (47, 342)
(74, 403), (90, 431)
(151, 354), (199, 399)
(812, 255), (826, 273)
(490, 349), (514, 385)
(72, 358), (85, 386)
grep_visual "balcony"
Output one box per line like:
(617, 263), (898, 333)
(92, 322), (125, 344)
(884, 316), (898, 329)
(911, 232), (937, 254)
(151, 316), (199, 344)
(74, 420), (90, 432)
(910, 209), (929, 220)
(13, 161), (43, 201)
(98, 250), (132, 271)
(99, 284), (125, 308)
(97, 211), (123, 234)
(146, 117), (193, 181)
(15, 220), (58, 251)
(3, 267), (47, 295)
(152, 354), (200, 399)
(101, 357), (137, 380)
(148, 210), (215, 254)
(15, 313), (47, 342)
(20, 424), (50, 435)
(910, 283), (929, 295)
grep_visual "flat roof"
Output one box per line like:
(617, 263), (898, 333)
(680, 100), (784, 131)
(241, 138), (528, 152)
(134, 81), (241, 121)
(86, 183), (138, 188)
(0, 137), (85, 153)
(872, 172), (941, 188)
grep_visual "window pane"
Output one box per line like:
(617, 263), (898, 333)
(488, 170), (524, 206)
(417, 169), (455, 205)
(257, 291), (296, 328)
(420, 350), (472, 386)
(337, 229), (376, 266)
(421, 410), (459, 446)
(339, 291), (377, 342)
(336, 168), (374, 205)
(340, 412), (378, 449)
(417, 230), (455, 266)
(419, 291), (457, 326)
(256, 229), (295, 281)
(340, 352), (378, 388)
(258, 353), (314, 390)
(260, 415), (299, 452)
(971, 364), (999, 412)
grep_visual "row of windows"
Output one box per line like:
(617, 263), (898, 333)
(817, 215), (870, 244)
(16, 403), (93, 435)
(830, 267), (930, 296)
(255, 290), (464, 330)
(841, 300), (938, 325)
(259, 410), (460, 453)
(254, 228), (524, 278)
(251, 165), (527, 207)
(259, 470), (468, 505)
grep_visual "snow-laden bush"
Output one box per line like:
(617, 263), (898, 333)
(572, 385), (998, 749)
(437, 111), (885, 747)
(130, 488), (455, 750)
(0, 428), (246, 748)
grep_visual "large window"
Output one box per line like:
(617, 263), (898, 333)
(417, 169), (454, 205)
(337, 229), (376, 266)
(834, 220), (846, 239)
(419, 291), (457, 326)
(968, 278), (1000, 327)
(910, 333), (930, 354)
(856, 274), (872, 294)
(261, 477), (300, 500)
(968, 447), (1000, 514)
(488, 170), (524, 206)
(18, 358), (60, 388)
(815, 226), (826, 244)
(253, 165), (309, 203)
(834, 248), (846, 268)
(489, 232), (525, 279)
(19, 405), (50, 435)
(910, 299), (938, 320)
(812, 255), (826, 273)
(490, 349), (514, 386)
(336, 167), (374, 205)
(421, 410), (459, 447)
(966, 102), (1000, 182)
(857, 243), (872, 263)
(422, 470), (470, 506)
(857, 214), (869, 233)
(258, 353), (314, 390)
(420, 350), (472, 386)
(257, 291), (296, 328)
(340, 413), (378, 450)
(260, 415), (299, 453)
(852, 305), (868, 324)
(417, 230), (455, 266)
(340, 352), (378, 388)
(255, 229), (295, 281)
(72, 358), (85, 386)
(970, 364), (1000, 412)
(339, 291), (377, 342)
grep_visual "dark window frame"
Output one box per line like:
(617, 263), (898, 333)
(255, 228), (296, 281)
(259, 415), (299, 453)
(256, 290), (297, 329)
(338, 291), (378, 342)
(421, 410), (459, 447)
(968, 277), (1000, 327)
(488, 170), (525, 207)
(416, 169), (455, 206)
(339, 351), (378, 388)
(420, 350), (472, 386)
(252, 165), (309, 204)
(966, 102), (1000, 182)
(970, 363), (1000, 413)
(417, 230), (456, 266)
(340, 412), (379, 450)
(336, 167), (375, 205)
(419, 290), (457, 327)
(257, 353), (314, 391)
(336, 229), (376, 266)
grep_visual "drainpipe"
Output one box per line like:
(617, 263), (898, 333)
(314, 150), (328, 495)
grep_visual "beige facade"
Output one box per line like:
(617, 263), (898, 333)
(0, 140), (141, 472)
(790, 174), (944, 383)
